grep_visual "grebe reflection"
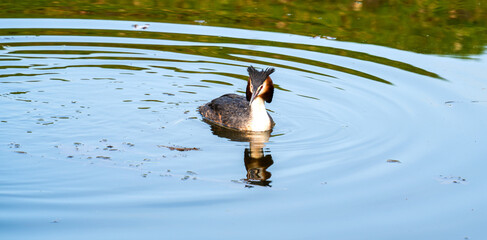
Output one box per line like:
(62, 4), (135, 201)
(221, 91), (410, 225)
(208, 124), (274, 187)
(244, 148), (273, 187)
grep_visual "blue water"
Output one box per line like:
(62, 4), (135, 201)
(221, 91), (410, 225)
(1, 19), (486, 240)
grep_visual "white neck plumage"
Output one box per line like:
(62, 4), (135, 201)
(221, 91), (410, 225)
(249, 97), (272, 131)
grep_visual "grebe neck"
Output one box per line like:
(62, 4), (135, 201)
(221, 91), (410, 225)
(249, 97), (272, 131)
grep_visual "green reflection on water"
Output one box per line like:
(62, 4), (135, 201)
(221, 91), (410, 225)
(1, 0), (485, 55)
(0, 31), (441, 83)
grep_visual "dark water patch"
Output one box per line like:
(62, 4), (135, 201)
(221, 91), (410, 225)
(273, 83), (291, 92)
(386, 159), (401, 163)
(200, 79), (233, 86)
(15, 99), (32, 102)
(53, 116), (70, 120)
(184, 84), (209, 88)
(178, 91), (196, 94)
(9, 91), (29, 94)
(50, 78), (70, 82)
(0, 72), (55, 78)
(38, 64), (149, 71)
(296, 94), (320, 101)
(0, 58), (21, 61)
(92, 77), (115, 80)
(141, 100), (164, 103)
(0, 65), (30, 69)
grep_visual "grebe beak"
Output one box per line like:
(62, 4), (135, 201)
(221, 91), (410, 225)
(249, 86), (263, 105)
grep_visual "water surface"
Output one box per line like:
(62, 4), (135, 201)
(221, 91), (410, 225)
(1, 9), (487, 240)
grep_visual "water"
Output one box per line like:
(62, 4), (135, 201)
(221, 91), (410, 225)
(1, 17), (486, 240)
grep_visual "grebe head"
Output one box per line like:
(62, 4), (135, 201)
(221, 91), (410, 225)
(246, 66), (275, 105)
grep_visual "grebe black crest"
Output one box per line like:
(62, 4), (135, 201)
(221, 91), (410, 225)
(198, 66), (276, 131)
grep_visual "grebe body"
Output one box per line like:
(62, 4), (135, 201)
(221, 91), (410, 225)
(199, 66), (275, 132)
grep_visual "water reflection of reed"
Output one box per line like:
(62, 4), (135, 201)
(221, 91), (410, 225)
(2, 0), (484, 55)
(209, 124), (273, 187)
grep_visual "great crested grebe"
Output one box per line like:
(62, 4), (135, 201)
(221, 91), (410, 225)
(198, 66), (276, 131)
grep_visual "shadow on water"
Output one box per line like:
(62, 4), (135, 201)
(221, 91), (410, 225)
(208, 123), (273, 187)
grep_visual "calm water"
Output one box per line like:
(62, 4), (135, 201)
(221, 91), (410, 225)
(1, 14), (487, 240)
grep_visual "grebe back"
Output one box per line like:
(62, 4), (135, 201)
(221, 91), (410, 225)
(198, 66), (275, 131)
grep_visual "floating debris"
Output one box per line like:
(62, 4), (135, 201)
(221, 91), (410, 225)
(181, 176), (190, 181)
(9, 143), (20, 148)
(132, 24), (150, 30)
(186, 171), (197, 175)
(96, 156), (111, 160)
(386, 159), (401, 163)
(194, 20), (207, 24)
(103, 145), (118, 151)
(437, 175), (467, 184)
(14, 151), (27, 154)
(158, 145), (200, 151)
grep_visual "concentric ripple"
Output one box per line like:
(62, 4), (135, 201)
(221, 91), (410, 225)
(1, 18), (486, 240)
